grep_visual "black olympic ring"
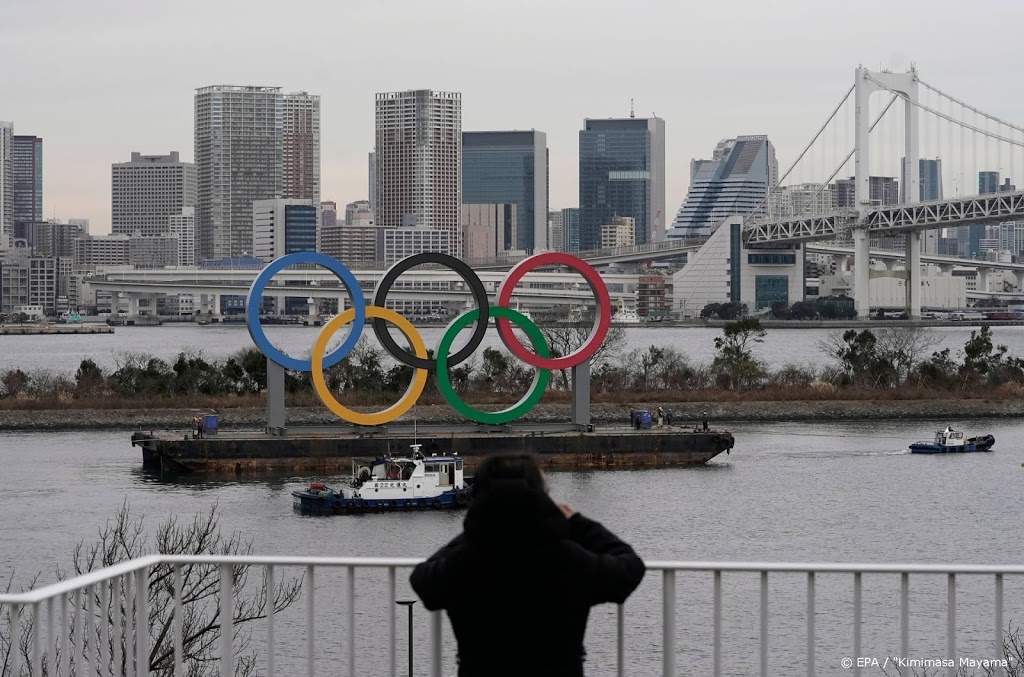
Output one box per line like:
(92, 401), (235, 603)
(372, 252), (490, 370)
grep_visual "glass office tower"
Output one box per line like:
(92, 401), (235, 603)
(579, 117), (665, 250)
(463, 130), (547, 252)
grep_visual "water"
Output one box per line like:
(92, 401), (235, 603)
(2, 420), (1023, 675)
(4, 323), (1024, 375)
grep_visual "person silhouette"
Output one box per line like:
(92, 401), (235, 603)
(410, 453), (645, 677)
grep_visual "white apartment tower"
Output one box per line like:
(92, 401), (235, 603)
(375, 90), (461, 232)
(195, 85), (283, 261)
(112, 151), (196, 237)
(283, 92), (321, 203)
(169, 208), (196, 267)
(0, 122), (12, 234)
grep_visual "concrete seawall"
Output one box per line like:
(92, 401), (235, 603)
(2, 399), (1021, 432)
(0, 324), (114, 335)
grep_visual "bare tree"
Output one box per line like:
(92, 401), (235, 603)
(818, 327), (938, 387)
(540, 311), (626, 390)
(1, 503), (302, 677)
(875, 326), (939, 385)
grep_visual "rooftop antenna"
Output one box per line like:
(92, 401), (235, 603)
(629, 99), (635, 119)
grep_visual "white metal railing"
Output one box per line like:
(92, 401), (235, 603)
(2, 556), (1023, 677)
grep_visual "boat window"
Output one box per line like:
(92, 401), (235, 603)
(455, 459), (463, 470)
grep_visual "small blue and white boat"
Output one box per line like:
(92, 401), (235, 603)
(909, 427), (995, 454)
(292, 445), (471, 515)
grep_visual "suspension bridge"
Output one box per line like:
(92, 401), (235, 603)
(738, 66), (1024, 318)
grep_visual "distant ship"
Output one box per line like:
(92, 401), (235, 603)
(611, 306), (641, 325)
(489, 303), (532, 324)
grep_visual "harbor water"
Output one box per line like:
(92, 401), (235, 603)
(5, 323), (1024, 374)
(2, 419), (1022, 675)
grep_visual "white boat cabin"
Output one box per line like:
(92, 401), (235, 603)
(934, 427), (965, 447)
(349, 448), (465, 500)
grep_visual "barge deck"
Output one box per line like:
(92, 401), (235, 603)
(131, 424), (735, 474)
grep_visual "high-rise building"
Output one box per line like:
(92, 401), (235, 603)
(462, 203), (517, 259)
(253, 199), (318, 262)
(345, 200), (374, 226)
(0, 259), (29, 315)
(561, 207), (580, 253)
(282, 92), (320, 203)
(169, 208), (196, 267)
(112, 151), (196, 237)
(128, 235), (179, 269)
(368, 152), (376, 209)
(462, 131), (548, 251)
(667, 135), (774, 239)
(580, 117), (665, 249)
(30, 221), (85, 258)
(320, 201), (338, 228)
(375, 90), (461, 237)
(195, 85), (283, 261)
(0, 255), (63, 316)
(11, 135), (43, 227)
(547, 210), (564, 252)
(600, 216), (636, 248)
(73, 235), (131, 266)
(999, 221), (1024, 257)
(832, 176), (899, 208)
(382, 226), (455, 264)
(73, 234), (178, 268)
(900, 158), (942, 202)
(68, 218), (90, 234)
(0, 122), (12, 234)
(958, 171), (1004, 258)
(768, 183), (834, 219)
(320, 224), (386, 265)
(979, 171), (1000, 195)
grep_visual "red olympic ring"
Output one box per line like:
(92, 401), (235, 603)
(495, 252), (612, 370)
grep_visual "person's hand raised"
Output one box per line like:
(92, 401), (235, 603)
(556, 502), (577, 519)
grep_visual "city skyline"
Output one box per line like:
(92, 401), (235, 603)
(4, 1), (1024, 235)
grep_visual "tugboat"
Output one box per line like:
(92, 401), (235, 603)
(909, 427), (995, 454)
(292, 445), (472, 515)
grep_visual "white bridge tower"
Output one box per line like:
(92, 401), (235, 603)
(853, 67), (921, 318)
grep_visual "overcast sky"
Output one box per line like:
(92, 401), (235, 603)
(3, 0), (1023, 234)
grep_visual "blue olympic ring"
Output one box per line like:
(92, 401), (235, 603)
(245, 251), (366, 372)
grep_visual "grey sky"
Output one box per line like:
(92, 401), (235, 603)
(3, 0), (1022, 234)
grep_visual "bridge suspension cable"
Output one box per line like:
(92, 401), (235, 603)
(918, 78), (1024, 135)
(865, 74), (1024, 149)
(787, 94), (901, 221)
(749, 84), (855, 218)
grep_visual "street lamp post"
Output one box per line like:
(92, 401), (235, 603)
(396, 599), (417, 677)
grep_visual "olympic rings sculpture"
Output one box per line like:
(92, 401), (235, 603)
(245, 250), (612, 425)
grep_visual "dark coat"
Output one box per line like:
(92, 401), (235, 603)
(409, 481), (646, 677)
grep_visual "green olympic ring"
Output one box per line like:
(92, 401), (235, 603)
(434, 306), (551, 425)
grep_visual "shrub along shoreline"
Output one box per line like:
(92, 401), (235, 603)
(2, 322), (1021, 430)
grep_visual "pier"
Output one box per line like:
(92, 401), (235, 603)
(0, 323), (114, 335)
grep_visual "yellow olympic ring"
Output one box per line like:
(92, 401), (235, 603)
(311, 306), (428, 426)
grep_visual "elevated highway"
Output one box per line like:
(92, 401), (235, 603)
(805, 244), (1024, 274)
